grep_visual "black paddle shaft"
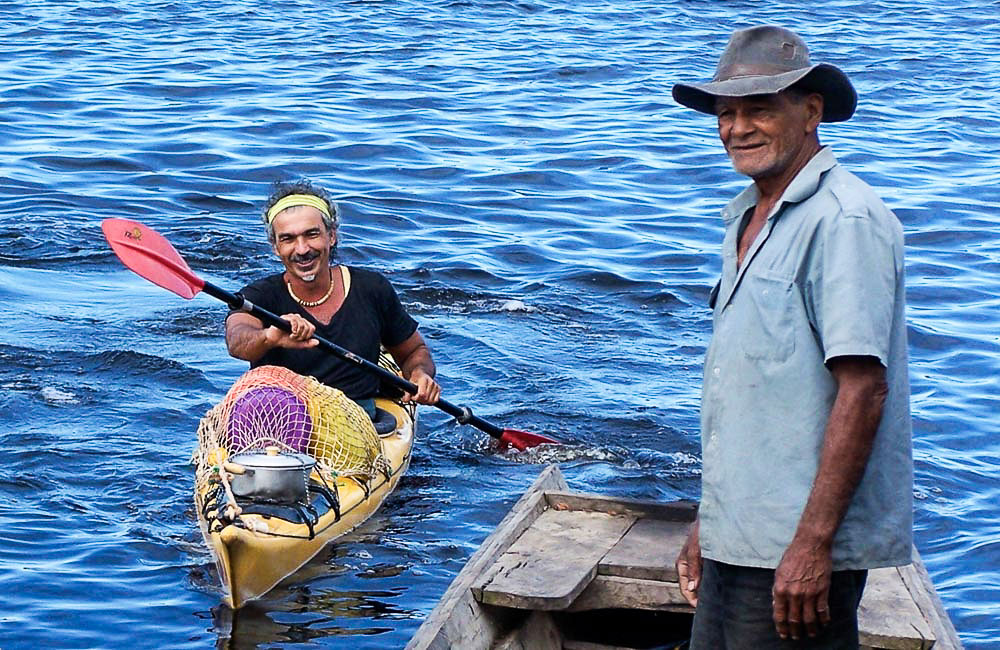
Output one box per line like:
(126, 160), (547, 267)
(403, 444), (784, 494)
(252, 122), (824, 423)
(202, 281), (507, 439)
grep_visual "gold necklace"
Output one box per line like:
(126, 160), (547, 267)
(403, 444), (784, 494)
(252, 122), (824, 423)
(287, 268), (335, 307)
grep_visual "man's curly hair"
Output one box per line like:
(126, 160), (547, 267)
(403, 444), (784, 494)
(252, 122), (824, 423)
(261, 180), (340, 245)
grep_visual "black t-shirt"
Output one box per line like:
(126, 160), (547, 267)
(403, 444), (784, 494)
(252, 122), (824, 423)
(229, 266), (418, 401)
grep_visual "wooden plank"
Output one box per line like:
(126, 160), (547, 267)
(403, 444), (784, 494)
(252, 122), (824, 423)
(406, 465), (569, 650)
(544, 491), (698, 522)
(600, 517), (691, 582)
(474, 508), (636, 610)
(900, 551), (964, 650)
(859, 565), (935, 649)
(567, 574), (693, 613)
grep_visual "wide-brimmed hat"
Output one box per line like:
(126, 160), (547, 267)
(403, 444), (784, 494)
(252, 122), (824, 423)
(672, 25), (857, 122)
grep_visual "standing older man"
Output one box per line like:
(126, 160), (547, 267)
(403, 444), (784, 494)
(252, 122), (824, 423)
(225, 180), (440, 417)
(672, 26), (913, 647)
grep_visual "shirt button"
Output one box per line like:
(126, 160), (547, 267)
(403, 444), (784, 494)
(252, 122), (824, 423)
(713, 367), (721, 376)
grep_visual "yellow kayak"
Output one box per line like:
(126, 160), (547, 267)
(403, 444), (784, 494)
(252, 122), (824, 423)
(193, 363), (415, 609)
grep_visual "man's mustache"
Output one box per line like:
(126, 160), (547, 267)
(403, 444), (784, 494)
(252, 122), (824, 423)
(290, 251), (320, 264)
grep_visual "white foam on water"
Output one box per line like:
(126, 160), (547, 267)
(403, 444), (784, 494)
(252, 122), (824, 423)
(40, 386), (78, 404)
(500, 299), (535, 312)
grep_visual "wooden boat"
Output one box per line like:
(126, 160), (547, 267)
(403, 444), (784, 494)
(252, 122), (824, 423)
(408, 465), (962, 650)
(195, 394), (414, 609)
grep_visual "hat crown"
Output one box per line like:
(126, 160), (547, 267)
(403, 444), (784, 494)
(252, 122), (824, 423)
(671, 25), (857, 122)
(714, 26), (812, 82)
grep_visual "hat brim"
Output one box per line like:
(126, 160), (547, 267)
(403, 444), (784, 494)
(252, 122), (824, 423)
(672, 63), (857, 122)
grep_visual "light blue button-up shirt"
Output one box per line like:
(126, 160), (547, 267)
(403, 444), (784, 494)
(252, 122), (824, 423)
(699, 147), (913, 570)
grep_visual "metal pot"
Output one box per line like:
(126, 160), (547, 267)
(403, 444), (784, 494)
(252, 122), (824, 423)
(224, 446), (316, 503)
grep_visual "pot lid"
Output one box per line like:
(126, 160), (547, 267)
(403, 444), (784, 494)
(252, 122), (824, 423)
(231, 446), (316, 469)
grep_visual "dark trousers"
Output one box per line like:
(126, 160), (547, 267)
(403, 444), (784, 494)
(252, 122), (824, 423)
(690, 559), (868, 649)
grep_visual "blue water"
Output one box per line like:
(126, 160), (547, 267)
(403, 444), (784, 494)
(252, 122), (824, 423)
(1, 0), (997, 647)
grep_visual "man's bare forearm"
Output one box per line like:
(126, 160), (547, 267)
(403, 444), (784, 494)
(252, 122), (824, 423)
(400, 344), (435, 381)
(226, 318), (272, 362)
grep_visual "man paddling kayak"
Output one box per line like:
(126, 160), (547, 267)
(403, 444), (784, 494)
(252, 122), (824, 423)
(225, 180), (441, 417)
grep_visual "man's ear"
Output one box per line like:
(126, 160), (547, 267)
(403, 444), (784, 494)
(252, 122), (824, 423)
(806, 93), (824, 132)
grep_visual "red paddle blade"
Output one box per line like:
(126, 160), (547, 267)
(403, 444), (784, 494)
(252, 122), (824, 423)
(101, 219), (205, 299)
(499, 428), (560, 452)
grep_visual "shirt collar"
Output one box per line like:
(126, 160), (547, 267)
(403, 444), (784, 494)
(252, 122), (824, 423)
(721, 146), (838, 225)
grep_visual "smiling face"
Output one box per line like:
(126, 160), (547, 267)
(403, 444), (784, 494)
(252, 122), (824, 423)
(270, 205), (335, 284)
(715, 90), (823, 185)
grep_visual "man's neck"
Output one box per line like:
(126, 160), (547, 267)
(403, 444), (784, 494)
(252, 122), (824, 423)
(753, 141), (822, 207)
(287, 265), (334, 297)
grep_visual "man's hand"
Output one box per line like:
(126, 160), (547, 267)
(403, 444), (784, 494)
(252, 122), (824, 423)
(226, 311), (317, 361)
(387, 331), (439, 405)
(676, 518), (702, 607)
(772, 535), (833, 640)
(265, 313), (319, 349)
(403, 367), (441, 405)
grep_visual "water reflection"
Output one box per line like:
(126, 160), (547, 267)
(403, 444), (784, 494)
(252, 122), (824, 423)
(211, 582), (413, 648)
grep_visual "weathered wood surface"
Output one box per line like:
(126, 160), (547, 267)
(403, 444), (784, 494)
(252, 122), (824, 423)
(492, 611), (561, 650)
(405, 465), (568, 650)
(409, 465), (961, 650)
(567, 573), (692, 613)
(599, 517), (692, 582)
(543, 491), (697, 522)
(857, 553), (965, 650)
(900, 554), (964, 650)
(859, 565), (935, 649)
(473, 507), (636, 610)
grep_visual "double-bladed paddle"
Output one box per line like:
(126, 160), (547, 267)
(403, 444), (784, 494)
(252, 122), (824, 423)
(101, 218), (558, 451)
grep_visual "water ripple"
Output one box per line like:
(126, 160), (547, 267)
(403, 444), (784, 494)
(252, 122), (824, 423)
(0, 0), (996, 647)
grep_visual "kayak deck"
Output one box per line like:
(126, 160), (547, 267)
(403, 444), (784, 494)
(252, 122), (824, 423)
(196, 397), (414, 609)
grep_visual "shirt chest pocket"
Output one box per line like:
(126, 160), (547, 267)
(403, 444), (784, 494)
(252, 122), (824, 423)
(738, 272), (797, 362)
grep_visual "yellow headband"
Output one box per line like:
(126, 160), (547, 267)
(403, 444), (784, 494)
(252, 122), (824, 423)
(266, 194), (332, 223)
